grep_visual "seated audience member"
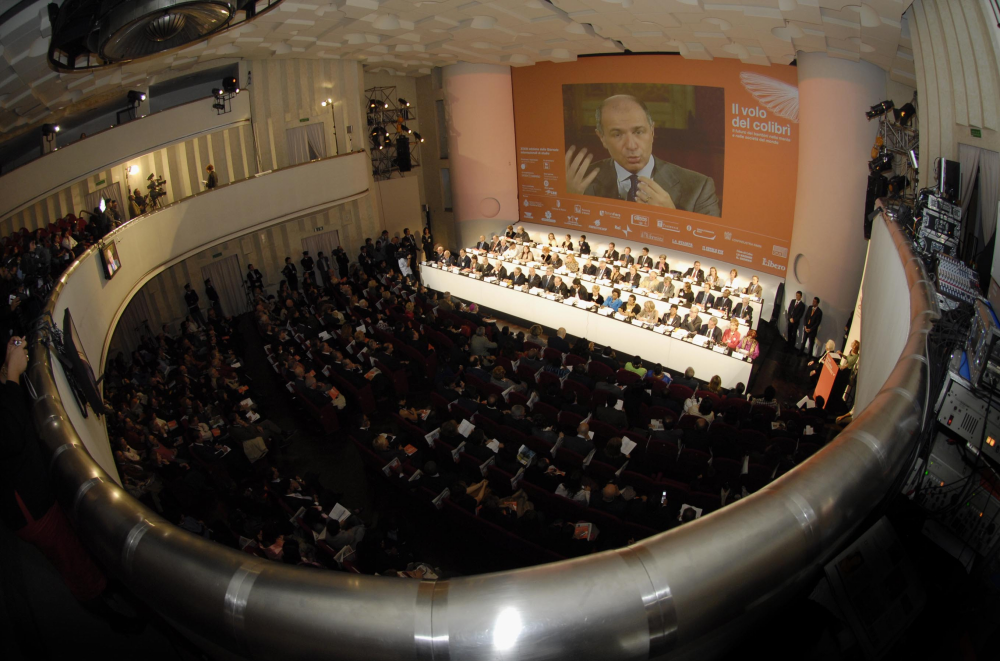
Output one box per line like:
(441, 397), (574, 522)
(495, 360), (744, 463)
(555, 471), (590, 504)
(595, 394), (627, 428)
(706, 375), (724, 396)
(679, 282), (695, 305)
(646, 363), (672, 386)
(589, 285), (605, 306)
(737, 329), (761, 360)
(548, 327), (571, 353)
(624, 356), (645, 377)
(562, 423), (595, 456)
(621, 294), (641, 318)
(683, 396), (715, 423)
(676, 367), (699, 391)
(600, 437), (631, 470)
(470, 326), (497, 357)
(527, 324), (546, 347)
(637, 301), (658, 324)
(751, 385), (781, 414)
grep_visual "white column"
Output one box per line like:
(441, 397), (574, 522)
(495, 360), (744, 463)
(787, 52), (886, 355)
(442, 63), (519, 241)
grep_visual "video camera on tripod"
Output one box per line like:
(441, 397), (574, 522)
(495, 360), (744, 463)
(146, 172), (168, 208)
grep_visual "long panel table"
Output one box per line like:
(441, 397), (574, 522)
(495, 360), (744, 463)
(420, 263), (753, 388)
(463, 243), (766, 331)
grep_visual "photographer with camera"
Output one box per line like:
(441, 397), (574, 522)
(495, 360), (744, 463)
(146, 173), (167, 209)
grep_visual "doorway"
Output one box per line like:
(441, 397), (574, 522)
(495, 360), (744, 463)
(201, 254), (248, 318)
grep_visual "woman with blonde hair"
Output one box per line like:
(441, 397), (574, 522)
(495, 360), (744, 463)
(638, 300), (659, 324)
(547, 232), (558, 247)
(564, 252), (579, 273)
(722, 318), (741, 349)
(707, 374), (723, 395)
(590, 285), (605, 306)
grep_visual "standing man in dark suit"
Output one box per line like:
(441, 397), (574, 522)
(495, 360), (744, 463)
(282, 257), (299, 291)
(564, 95), (721, 217)
(316, 252), (332, 288)
(802, 297), (823, 356)
(246, 263), (264, 292)
(300, 251), (315, 285)
(786, 290), (806, 350)
(184, 283), (206, 327)
(578, 235), (591, 255)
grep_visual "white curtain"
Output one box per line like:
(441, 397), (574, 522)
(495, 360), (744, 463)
(286, 124), (327, 165)
(84, 182), (125, 218)
(300, 229), (342, 266)
(958, 144), (1000, 249)
(201, 254), (249, 317)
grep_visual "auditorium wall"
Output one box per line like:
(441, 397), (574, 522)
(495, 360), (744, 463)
(107, 196), (378, 358)
(0, 122), (257, 237)
(415, 70), (457, 251)
(247, 58), (366, 169)
(908, 0), (1000, 189)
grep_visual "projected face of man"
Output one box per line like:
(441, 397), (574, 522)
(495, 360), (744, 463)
(597, 96), (654, 174)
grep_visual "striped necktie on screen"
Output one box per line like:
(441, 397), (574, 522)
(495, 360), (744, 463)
(626, 174), (639, 201)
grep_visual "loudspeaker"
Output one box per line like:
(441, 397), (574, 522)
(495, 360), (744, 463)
(864, 173), (888, 239)
(939, 158), (961, 203)
(396, 135), (411, 172)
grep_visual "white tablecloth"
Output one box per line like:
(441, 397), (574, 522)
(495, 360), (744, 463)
(420, 264), (754, 389)
(462, 246), (764, 331)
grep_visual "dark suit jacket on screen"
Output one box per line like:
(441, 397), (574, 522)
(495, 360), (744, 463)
(583, 156), (721, 218)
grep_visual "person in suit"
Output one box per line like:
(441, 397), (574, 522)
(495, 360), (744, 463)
(626, 265), (642, 287)
(699, 317), (723, 343)
(595, 260), (612, 280)
(457, 249), (472, 270)
(475, 235), (490, 251)
(578, 235), (591, 255)
(282, 257), (299, 291)
(802, 297), (823, 356)
(569, 279), (591, 301)
(654, 255), (670, 274)
(562, 423), (595, 456)
(550, 276), (570, 298)
(564, 95), (721, 216)
(594, 394), (628, 428)
(713, 289), (733, 316)
(660, 276), (676, 299)
(620, 247), (635, 267)
(684, 261), (706, 283)
(491, 260), (508, 281)
(636, 247), (654, 269)
(621, 294), (641, 318)
(315, 252), (332, 288)
(732, 295), (754, 325)
(787, 290), (806, 349)
(744, 275), (763, 299)
(581, 258), (597, 277)
(489, 234), (504, 253)
(515, 225), (530, 242)
(539, 267), (557, 292)
(680, 307), (702, 333)
(549, 327), (571, 353)
(246, 263), (264, 292)
(509, 267), (527, 287)
(639, 271), (660, 292)
(609, 265), (626, 286)
(602, 242), (620, 263)
(694, 283), (715, 309)
(525, 267), (542, 289)
(661, 304), (683, 327)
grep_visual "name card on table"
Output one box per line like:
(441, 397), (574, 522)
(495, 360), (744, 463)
(653, 325), (669, 334)
(671, 329), (689, 339)
(614, 312), (628, 321)
(562, 298), (577, 306)
(710, 309), (724, 318)
(499, 281), (511, 288)
(528, 287), (544, 296)
(692, 335), (710, 347)
(484, 277), (497, 283)
(598, 307), (615, 317)
(545, 294), (558, 301)
(712, 345), (729, 354)
(669, 297), (683, 305)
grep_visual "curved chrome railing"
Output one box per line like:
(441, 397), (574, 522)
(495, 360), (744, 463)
(27, 214), (937, 660)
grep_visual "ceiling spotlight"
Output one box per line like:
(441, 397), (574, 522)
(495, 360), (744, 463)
(398, 97), (409, 107)
(212, 87), (223, 97)
(128, 165), (140, 175)
(222, 76), (238, 94)
(368, 100), (379, 110)
(383, 102), (389, 108)
(893, 102), (916, 126)
(413, 132), (424, 143)
(865, 100), (894, 120)
(127, 90), (146, 104)
(42, 123), (60, 136)
(327, 98), (332, 104)
(321, 101), (327, 107)
(400, 124), (411, 134)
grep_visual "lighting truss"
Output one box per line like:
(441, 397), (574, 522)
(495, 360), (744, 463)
(365, 86), (421, 181)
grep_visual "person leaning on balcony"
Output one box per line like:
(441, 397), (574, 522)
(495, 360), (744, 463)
(205, 164), (218, 190)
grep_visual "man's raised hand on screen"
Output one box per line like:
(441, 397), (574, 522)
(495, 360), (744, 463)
(565, 146), (600, 195)
(637, 177), (676, 209)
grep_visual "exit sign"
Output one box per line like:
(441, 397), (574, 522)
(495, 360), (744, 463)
(299, 117), (310, 123)
(212, 252), (223, 258)
(971, 128), (982, 138)
(95, 178), (106, 186)
(314, 226), (324, 232)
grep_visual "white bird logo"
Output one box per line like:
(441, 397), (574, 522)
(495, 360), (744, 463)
(739, 72), (799, 123)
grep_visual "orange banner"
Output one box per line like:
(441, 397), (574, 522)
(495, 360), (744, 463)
(511, 56), (799, 277)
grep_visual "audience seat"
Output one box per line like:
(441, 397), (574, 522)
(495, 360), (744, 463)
(587, 361), (613, 380)
(668, 384), (693, 403)
(563, 354), (586, 367)
(616, 369), (640, 385)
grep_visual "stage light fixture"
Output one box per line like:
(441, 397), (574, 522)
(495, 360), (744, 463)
(400, 124), (412, 134)
(128, 165), (140, 175)
(865, 100), (894, 120)
(42, 123), (60, 136)
(212, 87), (223, 96)
(398, 98), (409, 107)
(321, 100), (327, 107)
(869, 151), (893, 173)
(893, 102), (915, 126)
(887, 175), (909, 198)
(222, 76), (238, 94)
(908, 149), (919, 170)
(413, 132), (424, 143)
(127, 90), (146, 104)
(368, 100), (379, 110)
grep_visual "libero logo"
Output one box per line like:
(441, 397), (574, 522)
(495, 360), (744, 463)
(761, 257), (786, 271)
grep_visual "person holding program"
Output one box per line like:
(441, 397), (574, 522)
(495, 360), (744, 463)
(564, 94), (721, 217)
